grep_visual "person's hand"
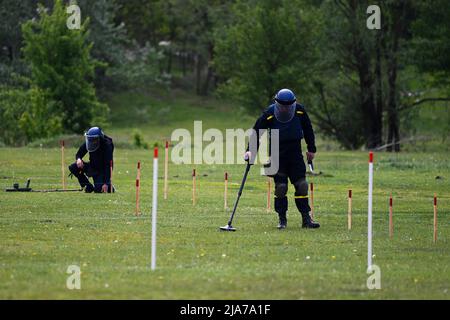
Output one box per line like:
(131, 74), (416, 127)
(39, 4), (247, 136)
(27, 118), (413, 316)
(101, 184), (109, 193)
(306, 152), (315, 162)
(244, 151), (252, 162)
(76, 158), (84, 169)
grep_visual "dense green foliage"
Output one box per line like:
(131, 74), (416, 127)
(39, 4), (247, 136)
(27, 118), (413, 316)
(214, 0), (318, 109)
(22, 0), (108, 133)
(0, 0), (449, 149)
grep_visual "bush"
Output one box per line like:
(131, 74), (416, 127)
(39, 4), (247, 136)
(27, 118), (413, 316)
(132, 129), (149, 149)
(0, 88), (30, 146)
(0, 87), (63, 146)
(22, 0), (108, 134)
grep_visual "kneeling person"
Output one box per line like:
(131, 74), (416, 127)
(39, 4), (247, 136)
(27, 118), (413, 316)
(69, 127), (114, 193)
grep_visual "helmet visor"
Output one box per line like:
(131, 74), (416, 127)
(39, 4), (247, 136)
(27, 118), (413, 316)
(274, 102), (295, 123)
(86, 135), (100, 152)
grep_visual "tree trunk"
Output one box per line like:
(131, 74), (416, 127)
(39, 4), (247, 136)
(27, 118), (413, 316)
(195, 54), (202, 95)
(385, 2), (406, 152)
(386, 59), (400, 152)
(201, 43), (214, 96)
(375, 30), (384, 147)
(182, 41), (187, 77)
(348, 0), (381, 149)
(8, 45), (14, 61)
(166, 49), (172, 75)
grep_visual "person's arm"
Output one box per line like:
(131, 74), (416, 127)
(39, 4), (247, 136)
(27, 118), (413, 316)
(245, 111), (271, 162)
(75, 142), (88, 160)
(299, 106), (317, 156)
(103, 143), (113, 184)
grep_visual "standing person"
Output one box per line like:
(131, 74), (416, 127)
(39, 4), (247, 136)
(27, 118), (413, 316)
(69, 127), (114, 193)
(244, 89), (319, 229)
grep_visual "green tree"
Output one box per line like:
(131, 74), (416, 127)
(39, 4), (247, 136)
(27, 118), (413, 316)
(214, 0), (318, 111)
(412, 0), (450, 83)
(76, 0), (129, 90)
(22, 0), (108, 134)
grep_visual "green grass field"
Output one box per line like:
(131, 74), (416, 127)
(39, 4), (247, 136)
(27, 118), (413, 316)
(0, 91), (449, 299)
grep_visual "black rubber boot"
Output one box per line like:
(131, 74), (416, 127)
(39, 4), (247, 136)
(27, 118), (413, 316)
(84, 184), (94, 193)
(301, 212), (320, 229)
(277, 213), (287, 229)
(275, 196), (288, 229)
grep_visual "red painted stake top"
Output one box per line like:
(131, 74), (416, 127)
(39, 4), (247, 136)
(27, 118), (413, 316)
(390, 196), (393, 207)
(165, 141), (169, 149)
(348, 189), (352, 198)
(154, 147), (158, 158)
(136, 179), (140, 187)
(225, 172), (228, 180)
(61, 140), (65, 147)
(434, 195), (437, 206)
(137, 161), (141, 169)
(193, 169), (196, 177)
(369, 151), (374, 163)
(310, 183), (313, 191)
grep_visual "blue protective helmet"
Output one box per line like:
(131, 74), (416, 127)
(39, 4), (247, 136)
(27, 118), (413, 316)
(274, 89), (296, 123)
(84, 127), (104, 152)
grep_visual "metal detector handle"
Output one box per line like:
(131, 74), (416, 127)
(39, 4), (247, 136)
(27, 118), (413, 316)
(227, 163), (251, 226)
(308, 159), (314, 173)
(237, 163), (251, 196)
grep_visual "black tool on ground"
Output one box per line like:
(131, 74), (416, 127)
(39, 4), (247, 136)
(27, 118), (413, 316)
(5, 179), (82, 192)
(219, 162), (251, 232)
(6, 179), (32, 192)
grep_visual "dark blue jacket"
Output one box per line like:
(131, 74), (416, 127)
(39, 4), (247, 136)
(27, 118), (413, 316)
(76, 136), (114, 184)
(250, 103), (316, 153)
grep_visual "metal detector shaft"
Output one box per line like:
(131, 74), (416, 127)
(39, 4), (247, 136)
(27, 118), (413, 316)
(226, 163), (251, 226)
(31, 189), (82, 193)
(5, 179), (82, 193)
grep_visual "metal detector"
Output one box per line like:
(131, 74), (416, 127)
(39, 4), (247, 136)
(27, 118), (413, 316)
(219, 162), (251, 232)
(5, 179), (82, 193)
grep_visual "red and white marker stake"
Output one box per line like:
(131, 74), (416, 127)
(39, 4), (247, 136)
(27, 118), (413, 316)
(389, 194), (393, 239)
(434, 194), (437, 244)
(151, 147), (158, 270)
(267, 177), (271, 213)
(61, 140), (66, 190)
(224, 172), (228, 210)
(164, 141), (169, 200)
(368, 152), (374, 270)
(192, 169), (196, 205)
(310, 182), (314, 219)
(348, 189), (352, 230)
(135, 162), (141, 216)
(110, 160), (113, 193)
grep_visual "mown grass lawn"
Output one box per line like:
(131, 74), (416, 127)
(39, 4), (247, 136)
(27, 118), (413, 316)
(0, 146), (448, 299)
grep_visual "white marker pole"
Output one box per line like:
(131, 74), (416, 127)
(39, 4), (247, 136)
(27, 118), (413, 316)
(368, 152), (374, 270)
(151, 147), (158, 270)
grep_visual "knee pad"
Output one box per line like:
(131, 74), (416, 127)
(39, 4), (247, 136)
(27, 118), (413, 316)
(274, 183), (288, 198)
(294, 178), (308, 196)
